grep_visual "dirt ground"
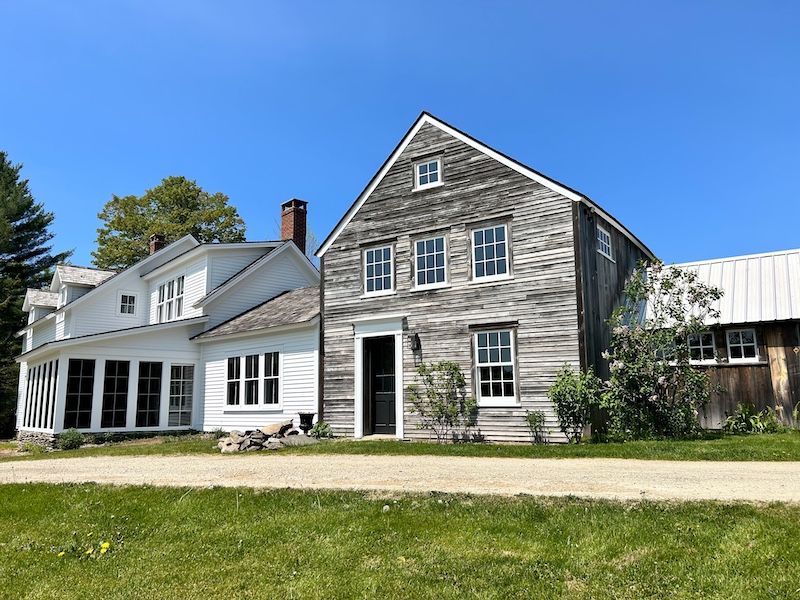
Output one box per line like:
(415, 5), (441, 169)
(1, 453), (799, 503)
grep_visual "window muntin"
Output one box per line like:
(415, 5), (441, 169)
(120, 294), (136, 315)
(475, 330), (517, 405)
(364, 246), (393, 294)
(726, 329), (758, 361)
(414, 158), (442, 190)
(101, 360), (129, 428)
(415, 236), (447, 287)
(156, 275), (185, 323)
(597, 226), (613, 259)
(226, 353), (281, 408)
(168, 365), (193, 426)
(136, 361), (162, 427)
(472, 225), (508, 280)
(688, 332), (716, 362)
(64, 358), (95, 429)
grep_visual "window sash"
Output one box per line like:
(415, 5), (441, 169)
(472, 225), (508, 280)
(726, 329), (758, 361)
(156, 275), (185, 323)
(597, 227), (613, 258)
(475, 330), (516, 404)
(168, 365), (193, 426)
(415, 158), (441, 189)
(415, 236), (447, 287)
(64, 358), (95, 429)
(226, 353), (280, 407)
(120, 294), (136, 315)
(688, 332), (715, 362)
(364, 246), (393, 294)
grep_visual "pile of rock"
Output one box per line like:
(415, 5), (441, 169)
(217, 420), (318, 453)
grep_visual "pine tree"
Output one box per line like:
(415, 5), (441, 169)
(0, 152), (71, 436)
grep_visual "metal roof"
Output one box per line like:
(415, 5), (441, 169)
(673, 249), (800, 325)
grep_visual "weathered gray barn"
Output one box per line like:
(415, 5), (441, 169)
(315, 112), (653, 442)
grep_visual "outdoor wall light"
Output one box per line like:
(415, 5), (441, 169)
(409, 333), (421, 351)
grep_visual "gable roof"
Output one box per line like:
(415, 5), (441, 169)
(23, 289), (58, 310)
(192, 285), (320, 340)
(673, 249), (800, 325)
(316, 112), (652, 258)
(53, 265), (116, 288)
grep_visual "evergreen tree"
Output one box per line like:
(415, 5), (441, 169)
(0, 152), (71, 436)
(92, 176), (246, 269)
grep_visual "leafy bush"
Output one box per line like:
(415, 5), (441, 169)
(408, 362), (477, 443)
(524, 410), (548, 444)
(724, 403), (783, 434)
(309, 421), (332, 439)
(56, 428), (85, 450)
(547, 365), (601, 443)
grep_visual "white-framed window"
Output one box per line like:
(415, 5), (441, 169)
(226, 353), (281, 407)
(414, 158), (442, 190)
(414, 236), (447, 288)
(58, 285), (67, 308)
(597, 226), (613, 259)
(364, 246), (394, 295)
(119, 293), (137, 315)
(474, 329), (517, 406)
(156, 275), (185, 323)
(726, 329), (758, 362)
(472, 225), (509, 281)
(168, 365), (193, 426)
(688, 332), (716, 362)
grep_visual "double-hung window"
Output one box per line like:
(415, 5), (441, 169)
(156, 275), (185, 323)
(688, 332), (716, 362)
(414, 158), (442, 190)
(226, 353), (281, 407)
(726, 329), (758, 361)
(474, 330), (517, 405)
(472, 225), (509, 280)
(597, 226), (613, 259)
(364, 246), (393, 295)
(119, 294), (136, 315)
(415, 236), (447, 288)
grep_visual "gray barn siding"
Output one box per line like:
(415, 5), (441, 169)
(322, 122), (583, 442)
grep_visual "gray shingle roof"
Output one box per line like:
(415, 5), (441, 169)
(193, 285), (320, 340)
(26, 289), (58, 307)
(56, 265), (116, 286)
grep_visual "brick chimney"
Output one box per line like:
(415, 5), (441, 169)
(149, 234), (167, 255)
(280, 199), (308, 255)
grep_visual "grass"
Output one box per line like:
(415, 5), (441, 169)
(5, 431), (800, 462)
(0, 483), (798, 599)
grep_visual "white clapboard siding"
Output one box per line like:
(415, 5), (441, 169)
(70, 279), (150, 338)
(32, 319), (57, 349)
(200, 323), (319, 431)
(207, 249), (271, 290)
(16, 362), (28, 430)
(148, 259), (207, 323)
(205, 252), (317, 329)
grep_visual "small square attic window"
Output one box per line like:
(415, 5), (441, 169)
(414, 158), (442, 190)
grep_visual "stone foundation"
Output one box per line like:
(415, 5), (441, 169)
(17, 431), (56, 448)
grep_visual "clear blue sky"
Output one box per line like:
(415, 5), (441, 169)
(2, 1), (798, 267)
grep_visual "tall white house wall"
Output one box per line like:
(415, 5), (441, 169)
(200, 324), (319, 431)
(205, 253), (317, 329)
(677, 249), (800, 326)
(208, 249), (270, 290)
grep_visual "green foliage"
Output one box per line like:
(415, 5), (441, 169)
(56, 428), (85, 451)
(407, 361), (477, 443)
(602, 259), (723, 440)
(524, 410), (548, 444)
(309, 421), (332, 439)
(547, 364), (602, 443)
(0, 151), (71, 436)
(724, 403), (784, 434)
(92, 175), (246, 269)
(18, 442), (47, 455)
(211, 427), (227, 440)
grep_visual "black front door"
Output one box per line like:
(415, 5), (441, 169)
(363, 336), (396, 435)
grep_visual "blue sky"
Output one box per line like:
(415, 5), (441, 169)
(2, 1), (798, 267)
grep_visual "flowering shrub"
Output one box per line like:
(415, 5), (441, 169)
(407, 362), (477, 443)
(546, 365), (601, 443)
(601, 259), (723, 440)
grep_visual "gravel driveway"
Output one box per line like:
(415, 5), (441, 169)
(2, 454), (799, 503)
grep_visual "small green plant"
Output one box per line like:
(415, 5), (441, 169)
(18, 442), (47, 455)
(56, 428), (85, 450)
(211, 427), (227, 440)
(524, 410), (548, 444)
(309, 421), (332, 439)
(408, 361), (478, 444)
(547, 364), (602, 443)
(724, 403), (783, 434)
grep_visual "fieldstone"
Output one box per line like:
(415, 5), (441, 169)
(259, 420), (293, 437)
(279, 435), (319, 447)
(229, 430), (245, 443)
(220, 443), (238, 454)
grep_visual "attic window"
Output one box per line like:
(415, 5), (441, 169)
(414, 158), (442, 190)
(597, 226), (613, 259)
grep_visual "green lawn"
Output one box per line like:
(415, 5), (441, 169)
(0, 483), (798, 599)
(5, 431), (800, 462)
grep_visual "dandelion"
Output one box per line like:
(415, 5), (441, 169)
(85, 548), (93, 555)
(58, 551), (65, 557)
(100, 542), (110, 554)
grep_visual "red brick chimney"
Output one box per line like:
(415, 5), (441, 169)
(149, 234), (167, 255)
(280, 199), (308, 255)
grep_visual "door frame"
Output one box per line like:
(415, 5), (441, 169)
(353, 315), (405, 440)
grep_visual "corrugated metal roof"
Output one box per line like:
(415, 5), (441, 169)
(673, 249), (800, 325)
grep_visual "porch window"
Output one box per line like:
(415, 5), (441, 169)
(101, 360), (129, 428)
(726, 329), (758, 361)
(168, 365), (193, 426)
(64, 358), (95, 429)
(136, 361), (162, 427)
(474, 329), (517, 405)
(472, 225), (509, 280)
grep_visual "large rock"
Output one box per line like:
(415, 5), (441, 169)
(229, 430), (245, 443)
(279, 435), (319, 447)
(259, 420), (293, 437)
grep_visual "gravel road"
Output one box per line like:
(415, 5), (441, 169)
(2, 454), (799, 503)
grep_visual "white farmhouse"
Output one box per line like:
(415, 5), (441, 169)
(15, 200), (319, 443)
